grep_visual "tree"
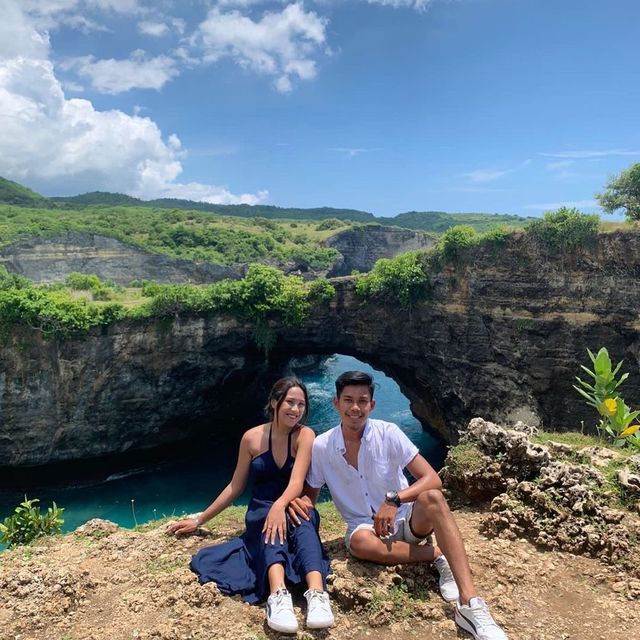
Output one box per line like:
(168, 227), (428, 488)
(596, 162), (640, 220)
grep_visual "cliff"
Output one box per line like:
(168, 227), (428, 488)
(324, 225), (436, 276)
(3, 231), (640, 468)
(0, 232), (241, 285)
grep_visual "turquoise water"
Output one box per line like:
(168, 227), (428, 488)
(0, 354), (446, 534)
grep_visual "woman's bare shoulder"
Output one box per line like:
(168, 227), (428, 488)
(241, 423), (269, 453)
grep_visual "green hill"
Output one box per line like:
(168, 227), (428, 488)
(378, 211), (534, 233)
(0, 177), (51, 208)
(52, 191), (144, 207)
(0, 176), (534, 231)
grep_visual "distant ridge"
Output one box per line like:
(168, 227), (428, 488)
(0, 176), (52, 207)
(0, 176), (533, 232)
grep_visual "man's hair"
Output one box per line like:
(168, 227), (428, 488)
(335, 370), (375, 399)
(264, 376), (309, 423)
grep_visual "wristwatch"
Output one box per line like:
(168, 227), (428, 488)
(384, 490), (401, 507)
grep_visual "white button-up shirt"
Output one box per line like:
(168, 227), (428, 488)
(307, 418), (419, 536)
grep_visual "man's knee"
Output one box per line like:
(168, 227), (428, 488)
(414, 488), (449, 516)
(348, 530), (376, 560)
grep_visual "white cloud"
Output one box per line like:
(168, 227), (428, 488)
(158, 182), (269, 205)
(19, 0), (142, 30)
(137, 20), (170, 37)
(464, 168), (511, 183)
(539, 149), (640, 159)
(365, 0), (434, 9)
(524, 200), (598, 211)
(0, 4), (266, 205)
(330, 147), (382, 157)
(193, 2), (328, 92)
(62, 50), (179, 93)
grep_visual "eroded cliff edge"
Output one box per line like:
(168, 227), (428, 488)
(3, 230), (640, 467)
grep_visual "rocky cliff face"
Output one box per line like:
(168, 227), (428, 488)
(324, 225), (436, 276)
(0, 232), (241, 284)
(3, 231), (640, 468)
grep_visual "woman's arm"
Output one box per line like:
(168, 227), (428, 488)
(263, 426), (315, 544)
(167, 430), (254, 535)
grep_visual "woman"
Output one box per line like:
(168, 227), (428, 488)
(167, 377), (334, 634)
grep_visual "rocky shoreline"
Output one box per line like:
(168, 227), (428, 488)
(1, 420), (638, 640)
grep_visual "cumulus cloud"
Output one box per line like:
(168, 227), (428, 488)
(0, 3), (266, 204)
(158, 182), (269, 205)
(192, 2), (328, 92)
(365, 0), (434, 9)
(137, 20), (170, 37)
(62, 50), (179, 93)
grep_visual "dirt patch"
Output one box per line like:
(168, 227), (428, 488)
(1, 506), (638, 640)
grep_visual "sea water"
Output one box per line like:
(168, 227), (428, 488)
(0, 355), (446, 533)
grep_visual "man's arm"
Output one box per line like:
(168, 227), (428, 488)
(287, 482), (321, 524)
(372, 453), (442, 536)
(398, 453), (442, 503)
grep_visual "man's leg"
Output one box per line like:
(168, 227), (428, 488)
(409, 488), (476, 604)
(348, 526), (438, 564)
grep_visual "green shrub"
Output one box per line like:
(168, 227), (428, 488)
(307, 278), (335, 304)
(65, 272), (102, 291)
(439, 225), (479, 261)
(0, 497), (64, 547)
(355, 251), (430, 309)
(0, 265), (31, 290)
(573, 347), (640, 449)
(528, 207), (599, 250)
(316, 218), (344, 230)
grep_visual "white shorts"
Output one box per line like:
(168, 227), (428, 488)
(345, 502), (433, 553)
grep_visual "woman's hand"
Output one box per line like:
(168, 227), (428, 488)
(263, 501), (287, 545)
(166, 517), (200, 535)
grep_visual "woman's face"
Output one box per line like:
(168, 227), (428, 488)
(273, 386), (307, 429)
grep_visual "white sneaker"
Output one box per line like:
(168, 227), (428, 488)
(266, 589), (298, 634)
(455, 597), (508, 640)
(434, 555), (459, 602)
(304, 589), (335, 629)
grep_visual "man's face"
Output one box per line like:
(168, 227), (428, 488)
(333, 384), (375, 433)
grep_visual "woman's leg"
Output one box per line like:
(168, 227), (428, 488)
(304, 570), (323, 591)
(267, 562), (286, 593)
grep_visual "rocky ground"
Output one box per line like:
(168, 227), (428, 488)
(2, 420), (639, 640)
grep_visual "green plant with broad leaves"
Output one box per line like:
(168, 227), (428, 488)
(573, 347), (640, 448)
(0, 496), (65, 547)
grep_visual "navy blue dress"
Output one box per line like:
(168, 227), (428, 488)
(190, 426), (331, 604)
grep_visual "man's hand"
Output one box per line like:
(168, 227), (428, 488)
(373, 502), (397, 538)
(287, 496), (313, 525)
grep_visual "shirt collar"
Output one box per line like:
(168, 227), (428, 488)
(333, 419), (372, 452)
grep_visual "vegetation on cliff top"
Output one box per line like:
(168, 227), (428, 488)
(0, 265), (335, 348)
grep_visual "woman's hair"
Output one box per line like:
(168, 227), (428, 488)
(264, 376), (309, 424)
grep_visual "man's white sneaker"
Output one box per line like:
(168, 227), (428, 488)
(455, 597), (508, 640)
(434, 555), (459, 602)
(266, 589), (298, 634)
(304, 589), (335, 629)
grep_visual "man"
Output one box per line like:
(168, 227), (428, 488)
(289, 371), (507, 640)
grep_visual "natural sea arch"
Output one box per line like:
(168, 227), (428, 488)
(3, 231), (640, 470)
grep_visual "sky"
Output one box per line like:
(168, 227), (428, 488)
(1, 0), (639, 217)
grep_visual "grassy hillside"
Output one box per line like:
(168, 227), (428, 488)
(0, 176), (536, 235)
(0, 204), (343, 268)
(379, 210), (535, 232)
(0, 177), (52, 208)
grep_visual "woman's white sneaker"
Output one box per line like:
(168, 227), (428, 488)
(304, 589), (335, 629)
(455, 597), (507, 640)
(266, 589), (298, 634)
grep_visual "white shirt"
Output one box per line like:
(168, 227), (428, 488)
(307, 418), (419, 535)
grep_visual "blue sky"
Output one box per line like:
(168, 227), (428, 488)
(1, 0), (639, 217)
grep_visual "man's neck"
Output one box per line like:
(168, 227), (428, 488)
(340, 420), (366, 443)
